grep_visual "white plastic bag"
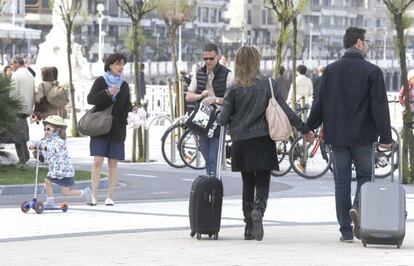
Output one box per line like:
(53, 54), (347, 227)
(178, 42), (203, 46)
(127, 108), (148, 129)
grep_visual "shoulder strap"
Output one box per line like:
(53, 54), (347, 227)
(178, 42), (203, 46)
(268, 78), (276, 101)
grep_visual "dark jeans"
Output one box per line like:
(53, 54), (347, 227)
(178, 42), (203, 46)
(241, 170), (271, 214)
(198, 135), (219, 176)
(331, 144), (372, 237)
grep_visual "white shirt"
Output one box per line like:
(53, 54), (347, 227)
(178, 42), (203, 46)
(288, 73), (313, 104)
(11, 67), (35, 115)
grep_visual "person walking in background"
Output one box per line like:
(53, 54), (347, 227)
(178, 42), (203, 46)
(185, 43), (233, 176)
(217, 46), (313, 241)
(34, 67), (65, 119)
(87, 53), (137, 206)
(219, 54), (231, 70)
(2, 65), (12, 77)
(287, 64), (313, 109)
(275, 66), (290, 101)
(398, 69), (414, 114)
(306, 27), (392, 243)
(312, 65), (325, 102)
(10, 55), (35, 165)
(29, 116), (92, 207)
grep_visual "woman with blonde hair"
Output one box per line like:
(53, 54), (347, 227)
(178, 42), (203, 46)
(217, 46), (313, 241)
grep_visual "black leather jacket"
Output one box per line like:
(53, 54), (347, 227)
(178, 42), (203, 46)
(216, 77), (309, 141)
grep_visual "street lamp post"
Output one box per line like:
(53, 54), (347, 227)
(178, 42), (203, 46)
(309, 23), (313, 61)
(97, 3), (105, 63)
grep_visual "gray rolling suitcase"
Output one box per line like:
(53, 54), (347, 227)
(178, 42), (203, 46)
(359, 142), (407, 248)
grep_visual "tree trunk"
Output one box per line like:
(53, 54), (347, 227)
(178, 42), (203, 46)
(168, 27), (180, 118)
(274, 23), (286, 79)
(132, 21), (145, 162)
(66, 23), (79, 137)
(395, 14), (414, 184)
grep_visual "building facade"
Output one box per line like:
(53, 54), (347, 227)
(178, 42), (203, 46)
(0, 0), (413, 78)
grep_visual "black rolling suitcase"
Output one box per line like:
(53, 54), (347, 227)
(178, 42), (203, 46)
(189, 126), (225, 240)
(359, 142), (407, 248)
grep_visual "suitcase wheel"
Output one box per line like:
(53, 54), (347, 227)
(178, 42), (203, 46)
(190, 231), (195, 237)
(362, 240), (367, 248)
(213, 233), (218, 240)
(196, 233), (201, 240)
(208, 233), (212, 239)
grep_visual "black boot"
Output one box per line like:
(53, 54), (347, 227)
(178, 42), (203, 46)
(251, 197), (267, 241)
(243, 201), (254, 240)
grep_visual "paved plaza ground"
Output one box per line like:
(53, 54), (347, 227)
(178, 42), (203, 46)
(0, 121), (413, 265)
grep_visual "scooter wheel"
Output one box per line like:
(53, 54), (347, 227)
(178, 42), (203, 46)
(20, 201), (30, 213)
(60, 202), (68, 212)
(34, 202), (44, 214)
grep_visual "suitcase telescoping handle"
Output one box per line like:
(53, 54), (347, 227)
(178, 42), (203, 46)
(215, 125), (226, 181)
(371, 141), (399, 183)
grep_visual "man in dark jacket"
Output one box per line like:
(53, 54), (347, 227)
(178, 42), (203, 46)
(306, 27), (392, 243)
(185, 43), (233, 176)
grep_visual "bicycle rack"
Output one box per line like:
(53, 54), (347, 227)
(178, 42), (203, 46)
(145, 114), (173, 163)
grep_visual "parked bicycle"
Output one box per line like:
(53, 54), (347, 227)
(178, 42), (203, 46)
(289, 126), (400, 179)
(161, 118), (231, 170)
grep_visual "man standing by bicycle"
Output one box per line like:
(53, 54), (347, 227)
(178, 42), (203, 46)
(185, 43), (233, 176)
(306, 27), (392, 243)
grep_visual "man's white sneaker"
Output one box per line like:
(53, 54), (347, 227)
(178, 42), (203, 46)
(104, 198), (115, 206)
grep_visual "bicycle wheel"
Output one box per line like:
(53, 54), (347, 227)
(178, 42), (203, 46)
(160, 123), (187, 168)
(179, 129), (206, 170)
(271, 138), (293, 177)
(374, 126), (399, 178)
(290, 135), (332, 179)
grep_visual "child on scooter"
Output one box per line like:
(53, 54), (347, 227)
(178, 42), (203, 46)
(29, 115), (92, 207)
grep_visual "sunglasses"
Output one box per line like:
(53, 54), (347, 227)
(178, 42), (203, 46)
(202, 57), (216, 61)
(44, 127), (54, 132)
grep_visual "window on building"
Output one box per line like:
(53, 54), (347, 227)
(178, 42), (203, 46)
(202, 7), (209, 22)
(262, 9), (266, 25)
(334, 16), (344, 26)
(108, 25), (118, 38)
(26, 0), (37, 6)
(247, 9), (252, 25)
(324, 0), (331, 6)
(376, 18), (384, 28)
(211, 9), (217, 23)
(307, 15), (319, 25)
(365, 18), (371, 28)
(197, 7), (201, 22)
(267, 10), (274, 24)
(321, 16), (330, 26)
(108, 1), (118, 17)
(312, 0), (319, 5)
(248, 0), (252, 3)
(218, 10), (222, 22)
